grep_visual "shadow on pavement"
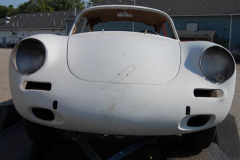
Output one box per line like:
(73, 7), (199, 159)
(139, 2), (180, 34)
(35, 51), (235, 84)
(0, 99), (21, 132)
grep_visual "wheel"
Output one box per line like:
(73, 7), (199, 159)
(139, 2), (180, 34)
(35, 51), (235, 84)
(182, 127), (216, 149)
(24, 119), (65, 144)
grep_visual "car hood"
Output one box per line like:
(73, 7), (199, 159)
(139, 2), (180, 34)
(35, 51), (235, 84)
(67, 32), (180, 85)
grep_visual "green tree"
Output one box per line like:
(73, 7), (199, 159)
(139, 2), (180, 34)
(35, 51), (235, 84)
(6, 5), (18, 16)
(46, 0), (85, 11)
(18, 0), (85, 13)
(18, 0), (54, 13)
(0, 5), (17, 18)
(0, 5), (8, 18)
(1, 0), (86, 16)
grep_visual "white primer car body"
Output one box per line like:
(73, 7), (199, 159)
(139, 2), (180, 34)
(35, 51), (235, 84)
(9, 5), (236, 136)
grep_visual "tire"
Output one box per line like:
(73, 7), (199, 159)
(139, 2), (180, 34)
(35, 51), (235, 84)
(24, 119), (65, 144)
(182, 126), (216, 149)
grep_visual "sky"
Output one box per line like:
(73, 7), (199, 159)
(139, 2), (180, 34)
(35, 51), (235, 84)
(1, 0), (28, 8)
(0, 0), (90, 8)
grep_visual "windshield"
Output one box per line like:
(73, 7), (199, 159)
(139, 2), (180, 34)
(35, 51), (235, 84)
(71, 7), (177, 39)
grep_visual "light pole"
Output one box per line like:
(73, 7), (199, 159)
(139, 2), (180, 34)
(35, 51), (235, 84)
(132, 0), (136, 31)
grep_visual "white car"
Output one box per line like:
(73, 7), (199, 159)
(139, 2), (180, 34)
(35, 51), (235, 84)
(9, 5), (236, 149)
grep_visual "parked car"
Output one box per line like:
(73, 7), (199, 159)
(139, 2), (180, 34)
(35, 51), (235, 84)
(9, 5), (236, 149)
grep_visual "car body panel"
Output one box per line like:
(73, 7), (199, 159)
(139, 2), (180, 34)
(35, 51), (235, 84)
(68, 31), (180, 84)
(9, 33), (236, 135)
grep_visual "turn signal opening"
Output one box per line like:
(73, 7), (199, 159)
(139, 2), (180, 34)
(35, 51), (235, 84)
(23, 82), (51, 91)
(186, 106), (190, 115)
(194, 89), (223, 97)
(187, 115), (211, 127)
(53, 101), (58, 110)
(32, 108), (55, 121)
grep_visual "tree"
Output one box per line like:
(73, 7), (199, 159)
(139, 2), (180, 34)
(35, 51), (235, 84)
(6, 5), (18, 16)
(0, 5), (17, 18)
(1, 0), (86, 17)
(0, 5), (8, 18)
(46, 0), (85, 11)
(17, 0), (85, 13)
(18, 0), (54, 13)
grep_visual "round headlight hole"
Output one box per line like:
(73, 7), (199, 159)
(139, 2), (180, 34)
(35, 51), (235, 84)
(12, 38), (46, 75)
(200, 46), (235, 83)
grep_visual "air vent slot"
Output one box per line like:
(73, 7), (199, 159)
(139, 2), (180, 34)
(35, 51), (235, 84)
(32, 108), (55, 121)
(23, 82), (51, 91)
(194, 89), (223, 97)
(187, 115), (211, 127)
(186, 106), (190, 115)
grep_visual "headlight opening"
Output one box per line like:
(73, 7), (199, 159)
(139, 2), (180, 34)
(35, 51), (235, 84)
(200, 46), (235, 83)
(11, 38), (46, 75)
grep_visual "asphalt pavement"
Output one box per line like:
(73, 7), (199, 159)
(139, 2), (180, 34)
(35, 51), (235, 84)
(0, 49), (12, 103)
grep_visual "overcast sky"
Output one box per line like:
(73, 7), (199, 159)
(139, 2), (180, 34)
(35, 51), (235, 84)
(1, 0), (89, 8)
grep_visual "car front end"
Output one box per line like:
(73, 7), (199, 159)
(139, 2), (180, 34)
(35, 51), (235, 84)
(9, 5), (236, 137)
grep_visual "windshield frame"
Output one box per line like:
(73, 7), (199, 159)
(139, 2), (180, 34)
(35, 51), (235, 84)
(69, 5), (179, 40)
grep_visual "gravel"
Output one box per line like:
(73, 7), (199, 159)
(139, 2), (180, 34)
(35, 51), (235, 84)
(229, 63), (240, 139)
(0, 48), (239, 138)
(0, 49), (12, 103)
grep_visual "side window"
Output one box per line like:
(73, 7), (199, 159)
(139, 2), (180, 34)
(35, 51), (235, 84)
(186, 23), (198, 31)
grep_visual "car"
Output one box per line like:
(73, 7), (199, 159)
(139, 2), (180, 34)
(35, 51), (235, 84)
(9, 5), (236, 149)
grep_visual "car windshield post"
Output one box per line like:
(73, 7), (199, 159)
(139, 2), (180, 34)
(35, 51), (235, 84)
(81, 17), (88, 33)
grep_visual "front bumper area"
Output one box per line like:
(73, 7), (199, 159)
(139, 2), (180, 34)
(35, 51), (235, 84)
(9, 73), (235, 135)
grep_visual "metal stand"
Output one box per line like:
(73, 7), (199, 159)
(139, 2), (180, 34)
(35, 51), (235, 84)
(76, 136), (156, 160)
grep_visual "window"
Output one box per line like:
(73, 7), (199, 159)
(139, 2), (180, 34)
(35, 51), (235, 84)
(93, 21), (155, 32)
(71, 8), (177, 39)
(186, 23), (198, 31)
(22, 33), (25, 36)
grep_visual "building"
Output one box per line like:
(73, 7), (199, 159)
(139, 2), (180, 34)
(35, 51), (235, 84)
(80, 0), (239, 55)
(0, 10), (81, 47)
(1, 0), (240, 56)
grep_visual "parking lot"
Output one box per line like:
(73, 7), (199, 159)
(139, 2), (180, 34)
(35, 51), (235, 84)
(0, 48), (240, 159)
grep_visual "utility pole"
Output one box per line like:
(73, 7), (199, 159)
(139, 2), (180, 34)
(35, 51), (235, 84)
(132, 0), (136, 31)
(87, 1), (93, 8)
(74, 4), (76, 16)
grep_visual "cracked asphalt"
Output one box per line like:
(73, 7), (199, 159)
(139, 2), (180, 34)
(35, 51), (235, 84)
(0, 48), (240, 139)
